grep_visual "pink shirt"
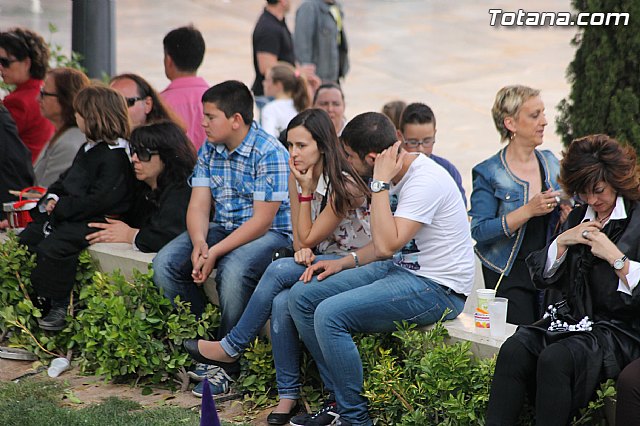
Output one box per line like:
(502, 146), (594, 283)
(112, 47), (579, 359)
(161, 76), (209, 149)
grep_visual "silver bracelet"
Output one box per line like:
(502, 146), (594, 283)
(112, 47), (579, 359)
(350, 251), (360, 268)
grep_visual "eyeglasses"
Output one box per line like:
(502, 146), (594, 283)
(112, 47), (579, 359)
(39, 88), (58, 98)
(125, 96), (144, 107)
(403, 137), (435, 148)
(130, 146), (159, 162)
(0, 56), (18, 68)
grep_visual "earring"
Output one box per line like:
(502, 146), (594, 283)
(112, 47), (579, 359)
(510, 131), (516, 141)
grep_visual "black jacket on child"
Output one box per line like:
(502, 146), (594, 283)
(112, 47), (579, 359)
(20, 141), (135, 300)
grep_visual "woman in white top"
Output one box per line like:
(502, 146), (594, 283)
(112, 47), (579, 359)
(35, 67), (90, 188)
(184, 108), (370, 424)
(261, 62), (311, 138)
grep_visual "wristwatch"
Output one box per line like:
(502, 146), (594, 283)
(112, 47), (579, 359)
(613, 255), (628, 270)
(370, 180), (390, 193)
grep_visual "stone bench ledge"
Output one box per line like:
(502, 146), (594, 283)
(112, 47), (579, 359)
(426, 312), (517, 358)
(87, 242), (219, 305)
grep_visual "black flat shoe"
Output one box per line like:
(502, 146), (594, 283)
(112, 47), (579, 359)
(266, 400), (301, 425)
(183, 339), (238, 370)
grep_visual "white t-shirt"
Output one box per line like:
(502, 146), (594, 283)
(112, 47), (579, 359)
(261, 98), (298, 138)
(389, 154), (475, 295)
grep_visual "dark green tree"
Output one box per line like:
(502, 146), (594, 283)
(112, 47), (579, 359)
(556, 1), (640, 147)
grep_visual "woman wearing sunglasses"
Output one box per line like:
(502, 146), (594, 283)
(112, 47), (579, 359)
(35, 67), (91, 188)
(0, 28), (54, 162)
(86, 121), (196, 253)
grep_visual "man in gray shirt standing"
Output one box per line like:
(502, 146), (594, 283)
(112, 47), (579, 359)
(294, 0), (349, 84)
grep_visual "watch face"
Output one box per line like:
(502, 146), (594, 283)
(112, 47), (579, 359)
(614, 259), (624, 270)
(371, 181), (381, 192)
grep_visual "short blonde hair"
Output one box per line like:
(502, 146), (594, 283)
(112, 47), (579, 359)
(73, 84), (130, 144)
(492, 85), (540, 142)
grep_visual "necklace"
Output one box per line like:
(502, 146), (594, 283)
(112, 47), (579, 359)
(597, 212), (613, 224)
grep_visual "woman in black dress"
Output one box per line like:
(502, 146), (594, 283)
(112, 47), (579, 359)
(486, 134), (640, 425)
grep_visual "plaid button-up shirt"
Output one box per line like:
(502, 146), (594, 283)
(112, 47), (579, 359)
(191, 122), (291, 235)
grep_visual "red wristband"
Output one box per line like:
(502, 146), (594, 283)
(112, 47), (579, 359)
(298, 194), (313, 202)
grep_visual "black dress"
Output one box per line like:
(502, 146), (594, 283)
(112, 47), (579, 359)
(517, 199), (640, 411)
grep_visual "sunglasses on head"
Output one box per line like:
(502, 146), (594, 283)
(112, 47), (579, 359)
(130, 146), (159, 162)
(125, 96), (144, 107)
(0, 56), (18, 68)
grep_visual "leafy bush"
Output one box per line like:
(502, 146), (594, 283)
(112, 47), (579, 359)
(0, 232), (94, 358)
(360, 321), (494, 425)
(0, 233), (220, 388)
(70, 267), (220, 386)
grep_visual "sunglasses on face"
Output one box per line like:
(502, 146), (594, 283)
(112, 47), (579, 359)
(403, 137), (435, 148)
(0, 56), (18, 68)
(39, 88), (58, 98)
(125, 96), (144, 107)
(130, 146), (159, 162)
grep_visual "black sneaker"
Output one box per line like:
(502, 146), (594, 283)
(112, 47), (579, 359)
(289, 400), (339, 426)
(37, 306), (67, 331)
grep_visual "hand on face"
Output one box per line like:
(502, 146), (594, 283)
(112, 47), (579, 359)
(373, 140), (406, 182)
(289, 157), (321, 195)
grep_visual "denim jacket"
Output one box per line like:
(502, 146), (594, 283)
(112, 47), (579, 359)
(469, 148), (561, 275)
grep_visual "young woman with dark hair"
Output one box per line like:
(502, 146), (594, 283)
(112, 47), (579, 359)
(86, 120), (196, 253)
(183, 108), (370, 422)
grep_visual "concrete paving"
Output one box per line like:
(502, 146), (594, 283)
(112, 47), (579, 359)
(0, 0), (577, 198)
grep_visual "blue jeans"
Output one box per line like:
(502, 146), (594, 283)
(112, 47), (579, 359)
(152, 224), (290, 338)
(289, 261), (466, 426)
(220, 254), (341, 399)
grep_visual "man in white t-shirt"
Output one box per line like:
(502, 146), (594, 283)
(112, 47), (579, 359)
(288, 112), (475, 426)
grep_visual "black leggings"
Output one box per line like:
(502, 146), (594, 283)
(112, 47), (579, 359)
(616, 358), (640, 426)
(486, 337), (575, 426)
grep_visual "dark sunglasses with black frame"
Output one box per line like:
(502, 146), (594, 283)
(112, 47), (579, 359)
(125, 96), (145, 107)
(130, 146), (159, 162)
(0, 56), (18, 68)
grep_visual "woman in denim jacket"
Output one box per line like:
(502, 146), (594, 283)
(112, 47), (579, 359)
(469, 85), (564, 325)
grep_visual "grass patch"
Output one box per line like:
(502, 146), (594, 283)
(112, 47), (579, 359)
(0, 378), (245, 426)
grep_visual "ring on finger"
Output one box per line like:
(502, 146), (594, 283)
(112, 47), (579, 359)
(547, 203), (552, 209)
(582, 230), (589, 239)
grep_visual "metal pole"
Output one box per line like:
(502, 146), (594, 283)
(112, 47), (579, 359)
(71, 0), (115, 79)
